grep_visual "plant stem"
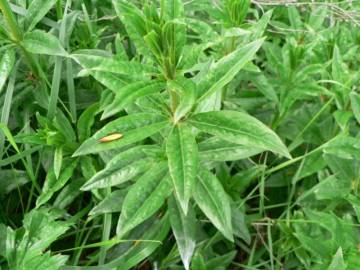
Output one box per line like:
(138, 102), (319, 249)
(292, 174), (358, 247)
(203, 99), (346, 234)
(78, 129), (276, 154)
(56, 0), (63, 19)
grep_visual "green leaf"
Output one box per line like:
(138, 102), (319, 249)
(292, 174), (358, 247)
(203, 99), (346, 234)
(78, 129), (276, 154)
(191, 251), (207, 270)
(144, 30), (163, 61)
(5, 208), (71, 270)
(169, 78), (196, 123)
(53, 178), (86, 209)
(194, 168), (233, 241)
(166, 123), (198, 213)
(0, 49), (15, 94)
(54, 110), (77, 142)
(197, 38), (264, 103)
(36, 159), (78, 207)
(206, 251), (237, 269)
(89, 190), (127, 216)
(73, 113), (169, 156)
(350, 91), (360, 124)
(246, 9), (273, 41)
(72, 53), (151, 73)
(116, 162), (171, 235)
(162, 20), (186, 69)
(323, 136), (360, 160)
(250, 73), (278, 103)
(0, 123), (20, 153)
(77, 103), (99, 143)
(0, 170), (29, 196)
(162, 0), (184, 20)
(61, 216), (171, 270)
(54, 146), (63, 179)
(189, 110), (291, 158)
(102, 80), (165, 119)
(298, 175), (351, 202)
(81, 145), (160, 190)
(25, 0), (58, 31)
(328, 247), (346, 270)
(22, 30), (68, 56)
(332, 45), (343, 83)
(0, 224), (5, 256)
(168, 195), (196, 270)
(112, 0), (151, 57)
(198, 137), (263, 161)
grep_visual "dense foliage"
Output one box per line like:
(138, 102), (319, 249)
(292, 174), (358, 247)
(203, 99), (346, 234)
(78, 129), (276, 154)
(1, 0), (360, 269)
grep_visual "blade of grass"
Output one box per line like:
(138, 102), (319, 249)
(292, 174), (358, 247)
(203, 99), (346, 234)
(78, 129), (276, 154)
(0, 63), (17, 159)
(99, 187), (112, 265)
(47, 0), (70, 119)
(66, 41), (76, 121)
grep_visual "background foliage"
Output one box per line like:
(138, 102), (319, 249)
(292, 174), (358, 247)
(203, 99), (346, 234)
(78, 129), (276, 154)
(1, 0), (360, 269)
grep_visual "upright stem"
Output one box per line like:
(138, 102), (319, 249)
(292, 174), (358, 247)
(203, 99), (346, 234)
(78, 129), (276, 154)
(56, 0), (63, 19)
(0, 0), (22, 42)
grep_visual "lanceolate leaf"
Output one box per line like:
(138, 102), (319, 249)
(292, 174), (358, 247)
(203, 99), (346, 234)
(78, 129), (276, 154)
(112, 0), (151, 57)
(162, 0), (184, 20)
(323, 136), (360, 160)
(189, 110), (291, 158)
(166, 123), (198, 213)
(0, 49), (15, 94)
(85, 159), (150, 190)
(81, 145), (161, 190)
(22, 30), (68, 56)
(169, 78), (196, 123)
(168, 195), (196, 270)
(54, 146), (63, 179)
(77, 103), (99, 143)
(350, 92), (360, 124)
(102, 81), (166, 119)
(73, 113), (169, 156)
(0, 170), (29, 196)
(197, 38), (264, 103)
(194, 168), (233, 241)
(71, 53), (156, 76)
(36, 159), (78, 207)
(116, 162), (171, 235)
(89, 190), (127, 216)
(25, 0), (58, 31)
(198, 137), (263, 161)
